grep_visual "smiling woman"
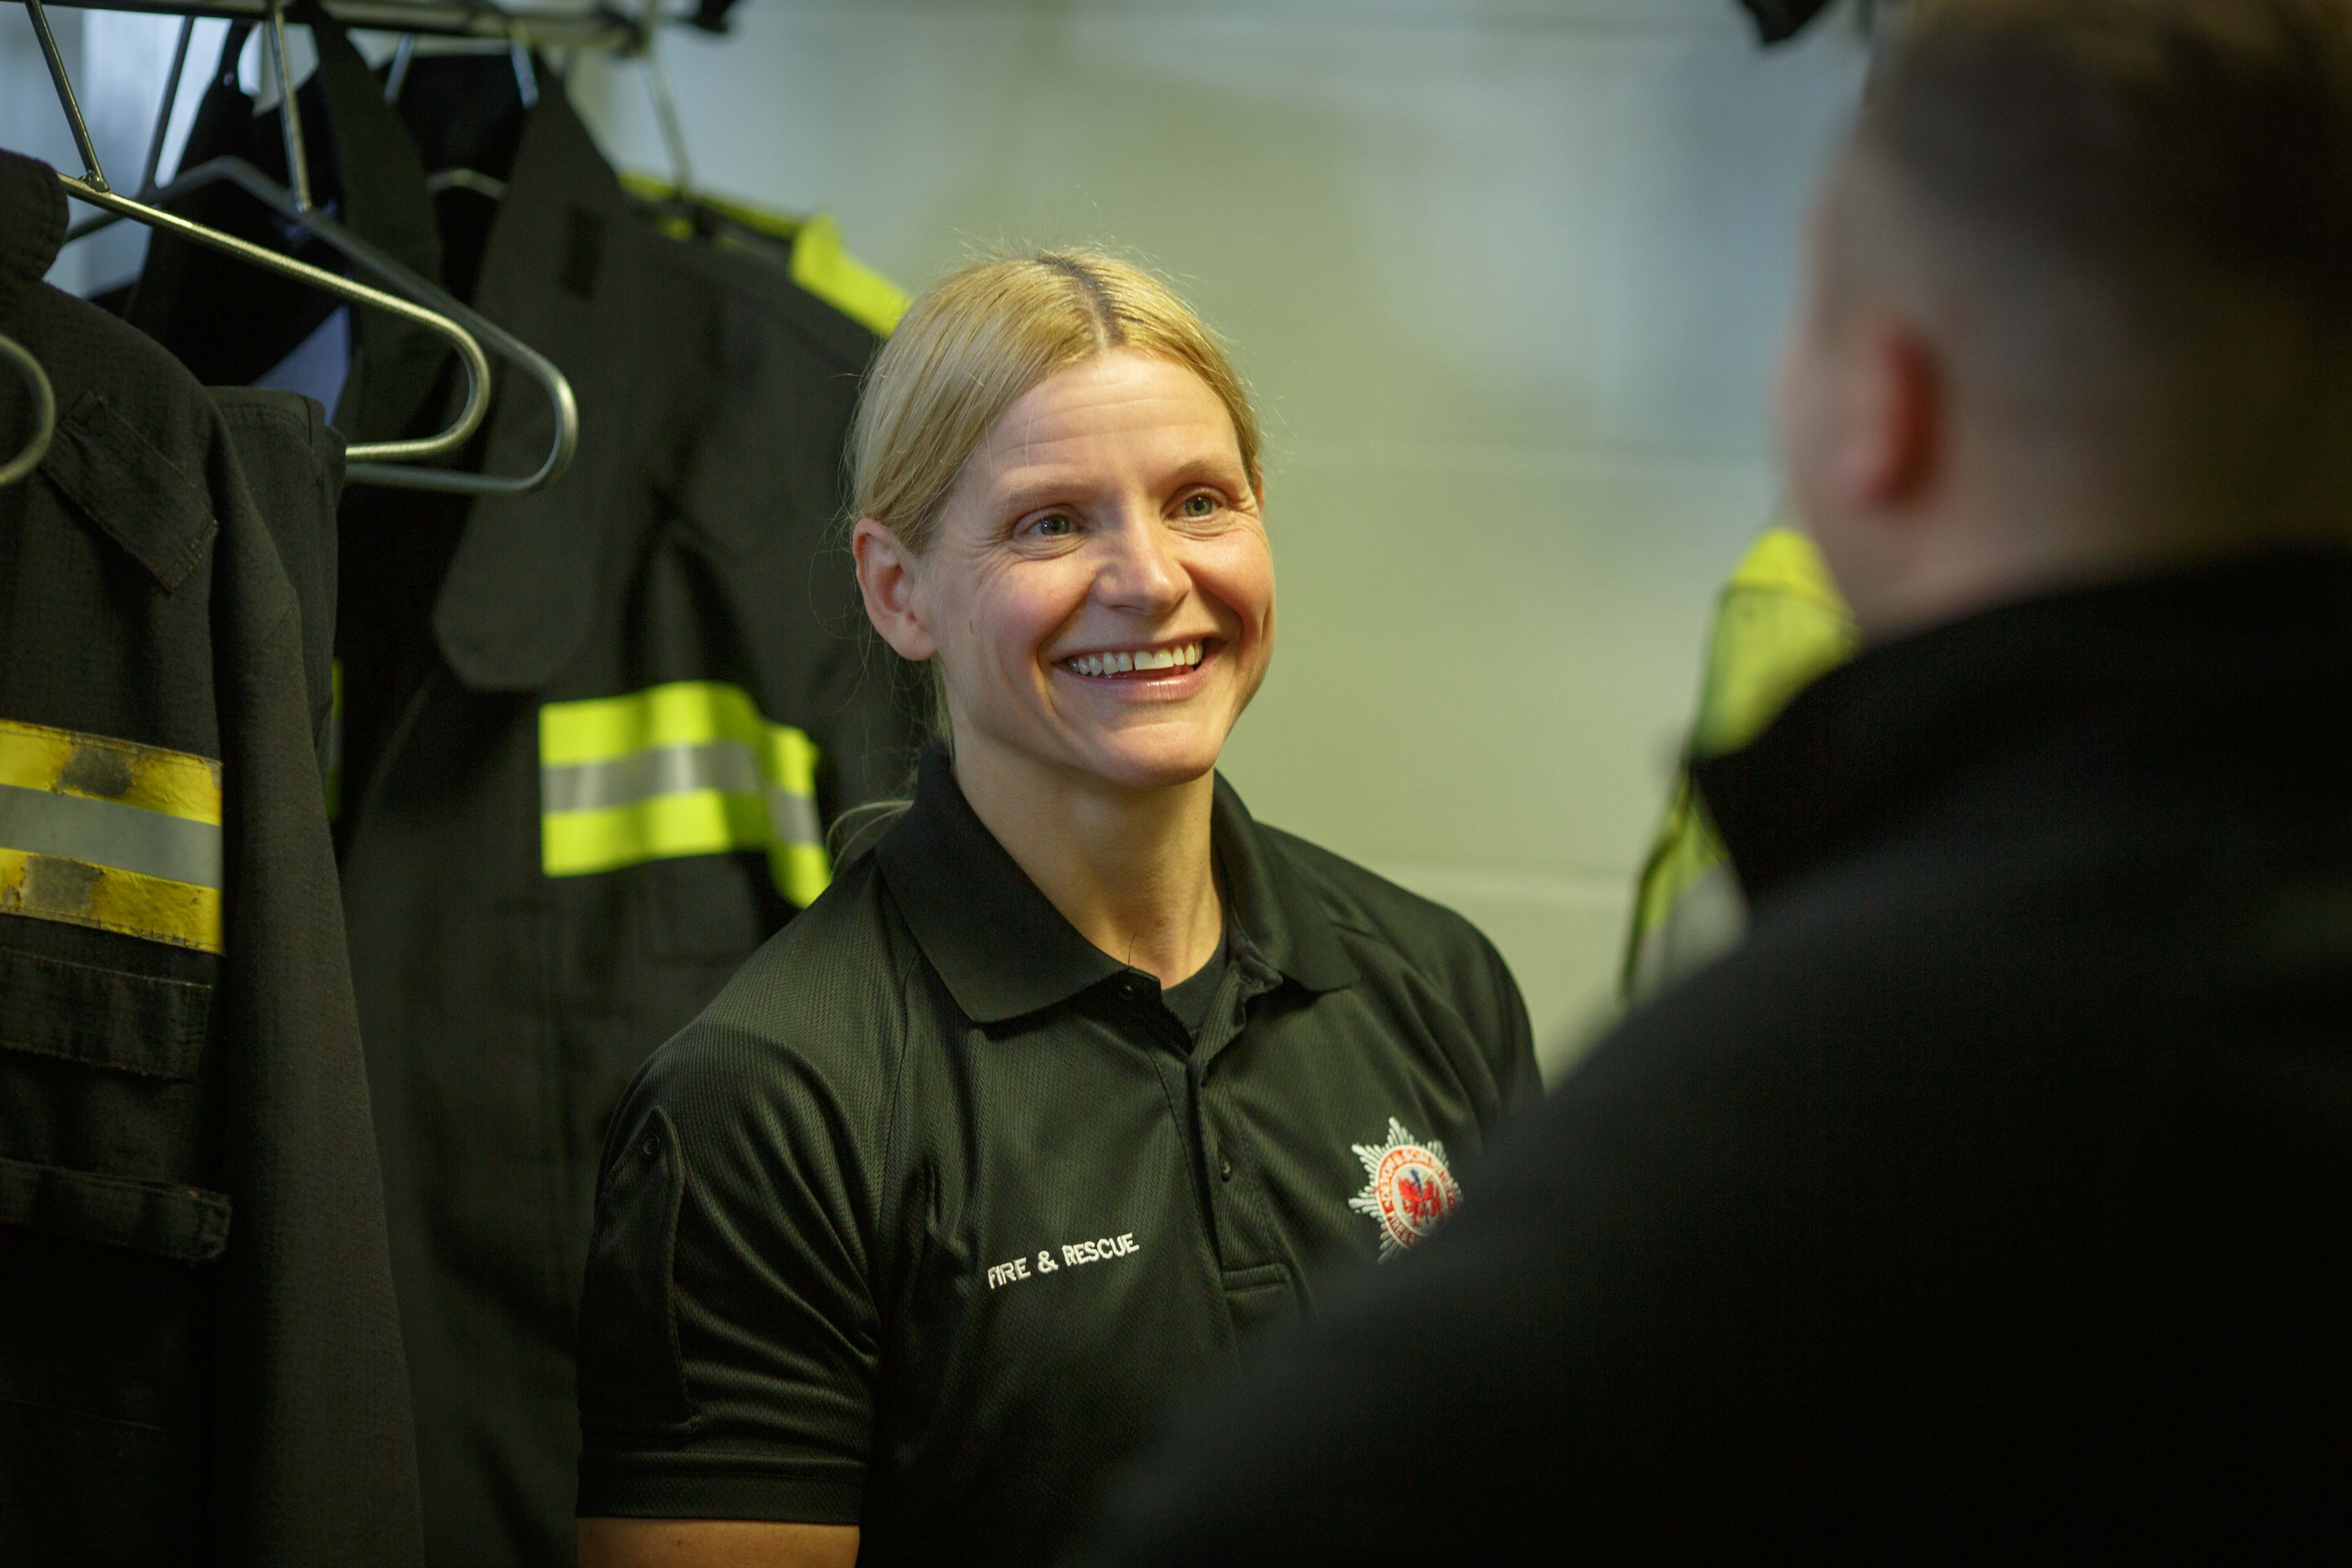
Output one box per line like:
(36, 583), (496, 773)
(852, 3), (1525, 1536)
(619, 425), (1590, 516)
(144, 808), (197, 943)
(574, 252), (1539, 1568)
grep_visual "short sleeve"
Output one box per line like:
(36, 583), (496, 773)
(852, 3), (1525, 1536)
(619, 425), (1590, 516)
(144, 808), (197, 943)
(575, 1011), (884, 1524)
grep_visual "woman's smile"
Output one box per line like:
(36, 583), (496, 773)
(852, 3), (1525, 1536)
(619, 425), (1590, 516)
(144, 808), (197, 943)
(1054, 637), (1216, 688)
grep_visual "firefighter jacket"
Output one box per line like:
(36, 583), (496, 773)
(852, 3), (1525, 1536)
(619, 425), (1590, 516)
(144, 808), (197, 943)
(0, 149), (421, 1567)
(365, 58), (918, 1567)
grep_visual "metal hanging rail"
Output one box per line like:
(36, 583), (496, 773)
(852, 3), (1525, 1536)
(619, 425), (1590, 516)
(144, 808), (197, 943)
(33, 0), (648, 53)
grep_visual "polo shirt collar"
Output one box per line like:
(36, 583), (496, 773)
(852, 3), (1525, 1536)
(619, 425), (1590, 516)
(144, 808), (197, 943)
(873, 744), (1354, 1025)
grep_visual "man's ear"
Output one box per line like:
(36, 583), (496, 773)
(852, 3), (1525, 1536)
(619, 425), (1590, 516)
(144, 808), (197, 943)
(853, 518), (938, 663)
(1838, 307), (1946, 509)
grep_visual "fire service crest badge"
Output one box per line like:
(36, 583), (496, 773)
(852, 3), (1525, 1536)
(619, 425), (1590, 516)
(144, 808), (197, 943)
(1348, 1117), (1462, 1258)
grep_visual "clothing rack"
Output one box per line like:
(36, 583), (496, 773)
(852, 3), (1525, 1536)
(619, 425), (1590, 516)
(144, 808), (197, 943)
(33, 0), (650, 53)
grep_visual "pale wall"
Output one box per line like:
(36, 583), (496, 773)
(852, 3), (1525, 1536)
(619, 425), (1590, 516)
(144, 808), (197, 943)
(1, 0), (1868, 1077)
(574, 0), (1866, 1076)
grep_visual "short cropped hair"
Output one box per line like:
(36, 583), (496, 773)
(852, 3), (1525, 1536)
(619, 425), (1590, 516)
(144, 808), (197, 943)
(1852, 0), (2352, 524)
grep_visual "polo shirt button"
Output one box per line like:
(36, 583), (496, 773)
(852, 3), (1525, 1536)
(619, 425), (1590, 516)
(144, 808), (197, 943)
(1218, 1154), (1234, 1182)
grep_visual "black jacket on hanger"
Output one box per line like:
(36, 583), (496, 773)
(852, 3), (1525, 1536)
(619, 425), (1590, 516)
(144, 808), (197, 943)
(0, 148), (420, 1568)
(346, 58), (917, 1567)
(1739, 0), (1840, 45)
(126, 6), (448, 448)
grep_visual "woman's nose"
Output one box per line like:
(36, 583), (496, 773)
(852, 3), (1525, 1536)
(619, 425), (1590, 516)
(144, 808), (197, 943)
(1093, 515), (1189, 614)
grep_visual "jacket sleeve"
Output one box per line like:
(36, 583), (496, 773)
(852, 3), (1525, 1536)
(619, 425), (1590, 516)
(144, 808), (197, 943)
(207, 384), (424, 1567)
(576, 1003), (884, 1525)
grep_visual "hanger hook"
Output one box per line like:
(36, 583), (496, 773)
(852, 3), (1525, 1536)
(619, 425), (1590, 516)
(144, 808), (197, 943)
(383, 33), (416, 104)
(139, 17), (196, 197)
(265, 0), (315, 212)
(639, 0), (693, 197)
(0, 331), (60, 490)
(21, 0), (107, 192)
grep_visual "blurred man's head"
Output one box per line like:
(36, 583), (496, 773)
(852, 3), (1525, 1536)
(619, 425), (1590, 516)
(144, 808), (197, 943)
(1777, 0), (2352, 636)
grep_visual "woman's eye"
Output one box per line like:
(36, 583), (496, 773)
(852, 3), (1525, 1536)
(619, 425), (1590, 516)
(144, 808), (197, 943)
(1178, 493), (1220, 520)
(1027, 513), (1076, 538)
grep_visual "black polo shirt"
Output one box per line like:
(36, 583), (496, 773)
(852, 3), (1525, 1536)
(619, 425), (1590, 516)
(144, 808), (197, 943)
(575, 744), (1538, 1564)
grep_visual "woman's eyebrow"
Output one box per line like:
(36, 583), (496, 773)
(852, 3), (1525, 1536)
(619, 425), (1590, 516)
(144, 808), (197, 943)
(984, 451), (1250, 517)
(986, 469), (1091, 515)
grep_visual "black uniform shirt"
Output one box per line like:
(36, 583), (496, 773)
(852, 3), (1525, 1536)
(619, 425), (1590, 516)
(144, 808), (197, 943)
(576, 744), (1538, 1565)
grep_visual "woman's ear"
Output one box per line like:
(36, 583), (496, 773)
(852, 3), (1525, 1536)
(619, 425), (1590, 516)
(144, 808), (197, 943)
(853, 518), (938, 663)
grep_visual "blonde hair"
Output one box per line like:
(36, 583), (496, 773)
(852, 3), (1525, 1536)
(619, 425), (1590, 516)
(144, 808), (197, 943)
(849, 249), (1264, 746)
(851, 249), (1263, 557)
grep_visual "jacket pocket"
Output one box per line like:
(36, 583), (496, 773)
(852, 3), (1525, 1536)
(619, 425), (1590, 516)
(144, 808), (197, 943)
(0, 1156), (230, 1265)
(0, 946), (212, 1079)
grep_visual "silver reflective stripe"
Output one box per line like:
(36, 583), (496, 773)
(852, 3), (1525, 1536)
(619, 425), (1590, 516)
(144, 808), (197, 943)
(0, 781), (224, 888)
(764, 789), (821, 847)
(540, 739), (823, 846)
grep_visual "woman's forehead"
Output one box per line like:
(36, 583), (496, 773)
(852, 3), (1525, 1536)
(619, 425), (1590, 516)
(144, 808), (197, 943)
(974, 352), (1243, 486)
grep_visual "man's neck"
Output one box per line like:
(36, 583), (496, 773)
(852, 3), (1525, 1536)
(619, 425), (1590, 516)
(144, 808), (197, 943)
(950, 739), (1223, 989)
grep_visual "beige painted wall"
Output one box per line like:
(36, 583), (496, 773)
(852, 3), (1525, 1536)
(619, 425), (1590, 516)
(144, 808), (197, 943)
(575, 0), (1866, 1076)
(2, 0), (1868, 1076)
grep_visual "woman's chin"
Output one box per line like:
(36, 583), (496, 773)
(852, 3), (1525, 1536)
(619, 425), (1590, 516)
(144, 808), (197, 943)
(1065, 728), (1228, 793)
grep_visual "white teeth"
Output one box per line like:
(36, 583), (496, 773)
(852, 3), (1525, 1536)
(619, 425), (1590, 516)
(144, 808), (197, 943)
(1067, 643), (1207, 676)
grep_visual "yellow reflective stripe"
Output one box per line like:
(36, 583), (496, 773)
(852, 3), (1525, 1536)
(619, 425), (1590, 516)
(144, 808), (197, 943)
(761, 722), (819, 807)
(0, 717), (221, 824)
(0, 848), (223, 953)
(542, 681), (774, 767)
(539, 683), (831, 904)
(768, 842), (831, 910)
(543, 791), (775, 877)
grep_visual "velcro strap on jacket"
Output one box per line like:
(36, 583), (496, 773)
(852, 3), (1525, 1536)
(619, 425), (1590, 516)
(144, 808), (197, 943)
(539, 682), (830, 907)
(0, 717), (225, 953)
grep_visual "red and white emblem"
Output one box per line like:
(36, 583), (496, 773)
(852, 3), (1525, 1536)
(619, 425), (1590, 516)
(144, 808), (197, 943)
(1348, 1117), (1461, 1258)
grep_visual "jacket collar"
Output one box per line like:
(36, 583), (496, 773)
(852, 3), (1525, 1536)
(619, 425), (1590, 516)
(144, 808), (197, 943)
(1694, 547), (2352, 904)
(430, 82), (645, 691)
(874, 744), (1354, 1026)
(0, 150), (66, 322)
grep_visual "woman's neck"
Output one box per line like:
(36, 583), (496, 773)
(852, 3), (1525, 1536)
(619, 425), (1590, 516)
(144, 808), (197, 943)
(950, 741), (1223, 989)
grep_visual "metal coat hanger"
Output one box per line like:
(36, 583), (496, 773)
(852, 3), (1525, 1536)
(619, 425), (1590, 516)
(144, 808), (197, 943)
(25, 0), (580, 494)
(31, 0), (645, 52)
(383, 12), (543, 205)
(0, 330), (59, 488)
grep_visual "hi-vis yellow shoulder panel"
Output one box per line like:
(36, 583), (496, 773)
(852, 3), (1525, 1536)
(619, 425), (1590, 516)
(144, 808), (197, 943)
(539, 682), (831, 908)
(0, 717), (225, 953)
(616, 174), (909, 336)
(786, 213), (908, 336)
(1624, 525), (1858, 994)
